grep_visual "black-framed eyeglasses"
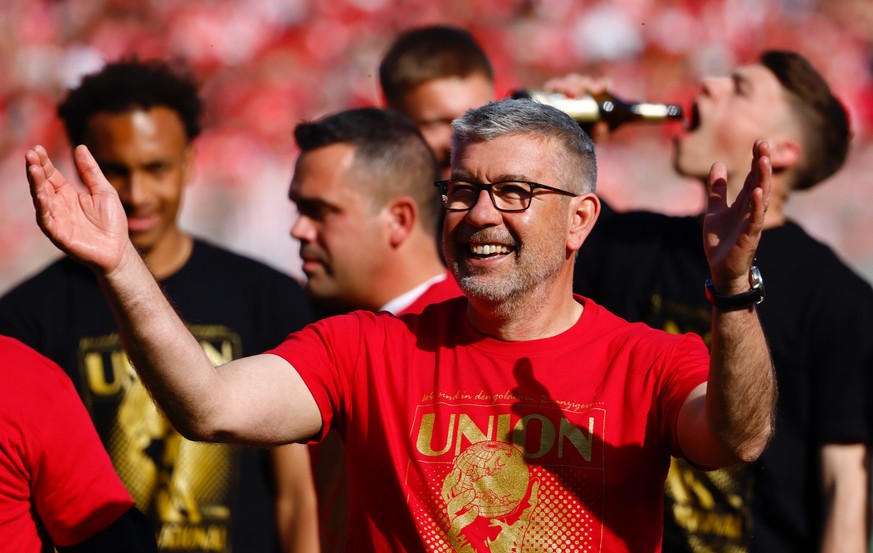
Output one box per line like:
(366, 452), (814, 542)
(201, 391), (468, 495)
(434, 179), (578, 213)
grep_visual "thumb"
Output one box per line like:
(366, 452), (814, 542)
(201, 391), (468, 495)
(73, 145), (113, 195)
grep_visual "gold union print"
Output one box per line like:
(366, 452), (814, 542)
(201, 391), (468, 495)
(77, 327), (242, 552)
(409, 406), (605, 552)
(415, 412), (595, 461)
(442, 442), (536, 551)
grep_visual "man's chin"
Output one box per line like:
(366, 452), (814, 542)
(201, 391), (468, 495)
(455, 273), (516, 302)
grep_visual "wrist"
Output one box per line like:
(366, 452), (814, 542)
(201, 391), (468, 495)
(705, 266), (765, 310)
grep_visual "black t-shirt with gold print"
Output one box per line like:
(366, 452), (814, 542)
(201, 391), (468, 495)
(575, 209), (873, 553)
(0, 239), (314, 553)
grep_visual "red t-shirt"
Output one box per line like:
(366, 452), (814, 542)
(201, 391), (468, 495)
(270, 296), (708, 552)
(0, 336), (134, 551)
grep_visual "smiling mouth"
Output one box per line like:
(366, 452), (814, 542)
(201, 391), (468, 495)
(126, 215), (158, 232)
(469, 243), (513, 257)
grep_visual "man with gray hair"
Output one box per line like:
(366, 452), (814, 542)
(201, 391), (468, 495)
(24, 98), (775, 552)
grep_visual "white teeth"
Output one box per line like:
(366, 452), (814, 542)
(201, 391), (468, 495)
(470, 244), (511, 255)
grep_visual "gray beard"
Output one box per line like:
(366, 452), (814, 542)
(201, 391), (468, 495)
(451, 247), (565, 319)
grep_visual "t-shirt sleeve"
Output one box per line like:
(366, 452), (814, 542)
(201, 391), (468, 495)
(656, 332), (710, 459)
(27, 355), (134, 546)
(266, 313), (365, 442)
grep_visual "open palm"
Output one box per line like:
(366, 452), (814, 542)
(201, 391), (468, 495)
(26, 144), (130, 274)
(702, 140), (771, 292)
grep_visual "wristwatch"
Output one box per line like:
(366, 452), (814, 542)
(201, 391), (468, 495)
(705, 266), (765, 310)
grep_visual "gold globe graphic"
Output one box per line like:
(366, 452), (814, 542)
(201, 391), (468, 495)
(449, 441), (530, 518)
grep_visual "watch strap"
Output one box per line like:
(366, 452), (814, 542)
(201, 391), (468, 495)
(705, 266), (765, 310)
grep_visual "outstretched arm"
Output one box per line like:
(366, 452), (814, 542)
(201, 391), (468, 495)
(26, 145), (322, 445)
(677, 140), (776, 468)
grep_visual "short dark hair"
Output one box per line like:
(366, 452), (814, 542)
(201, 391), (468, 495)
(57, 57), (204, 146)
(761, 50), (850, 190)
(294, 108), (440, 232)
(379, 25), (494, 110)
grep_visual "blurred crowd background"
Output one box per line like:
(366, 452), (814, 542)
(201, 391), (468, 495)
(2, 0), (872, 293)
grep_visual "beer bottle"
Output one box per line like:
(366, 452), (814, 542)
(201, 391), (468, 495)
(510, 89), (683, 131)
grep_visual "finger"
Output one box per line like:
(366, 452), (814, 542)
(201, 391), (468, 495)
(544, 73), (588, 97)
(706, 161), (728, 211)
(25, 147), (53, 211)
(749, 153), (771, 228)
(73, 144), (112, 194)
(593, 76), (613, 95)
(25, 146), (52, 186)
(543, 74), (610, 98)
(28, 164), (59, 237)
(741, 140), (771, 225)
(25, 148), (41, 187)
(27, 160), (47, 214)
(754, 140), (772, 211)
(591, 121), (610, 143)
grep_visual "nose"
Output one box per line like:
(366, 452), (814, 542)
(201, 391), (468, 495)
(464, 188), (502, 226)
(699, 75), (727, 97)
(116, 172), (147, 206)
(290, 214), (314, 242)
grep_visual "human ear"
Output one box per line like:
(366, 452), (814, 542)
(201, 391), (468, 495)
(768, 138), (800, 172)
(386, 197), (417, 248)
(567, 193), (600, 252)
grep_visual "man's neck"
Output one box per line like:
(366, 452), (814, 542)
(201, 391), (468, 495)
(142, 231), (194, 280)
(369, 238), (447, 311)
(379, 271), (447, 314)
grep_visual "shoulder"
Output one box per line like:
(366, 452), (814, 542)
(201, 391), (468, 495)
(1, 256), (92, 299)
(598, 208), (697, 237)
(179, 239), (309, 304)
(579, 296), (701, 349)
(189, 239), (295, 279)
(581, 209), (700, 264)
(0, 258), (101, 338)
(0, 335), (72, 403)
(762, 222), (873, 294)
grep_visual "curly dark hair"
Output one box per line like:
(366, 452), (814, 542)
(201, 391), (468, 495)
(57, 56), (204, 146)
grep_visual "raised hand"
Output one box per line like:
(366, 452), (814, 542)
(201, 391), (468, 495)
(26, 144), (130, 275)
(542, 73), (612, 143)
(703, 140), (771, 294)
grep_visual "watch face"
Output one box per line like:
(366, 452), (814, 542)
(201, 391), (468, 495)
(750, 266), (763, 288)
